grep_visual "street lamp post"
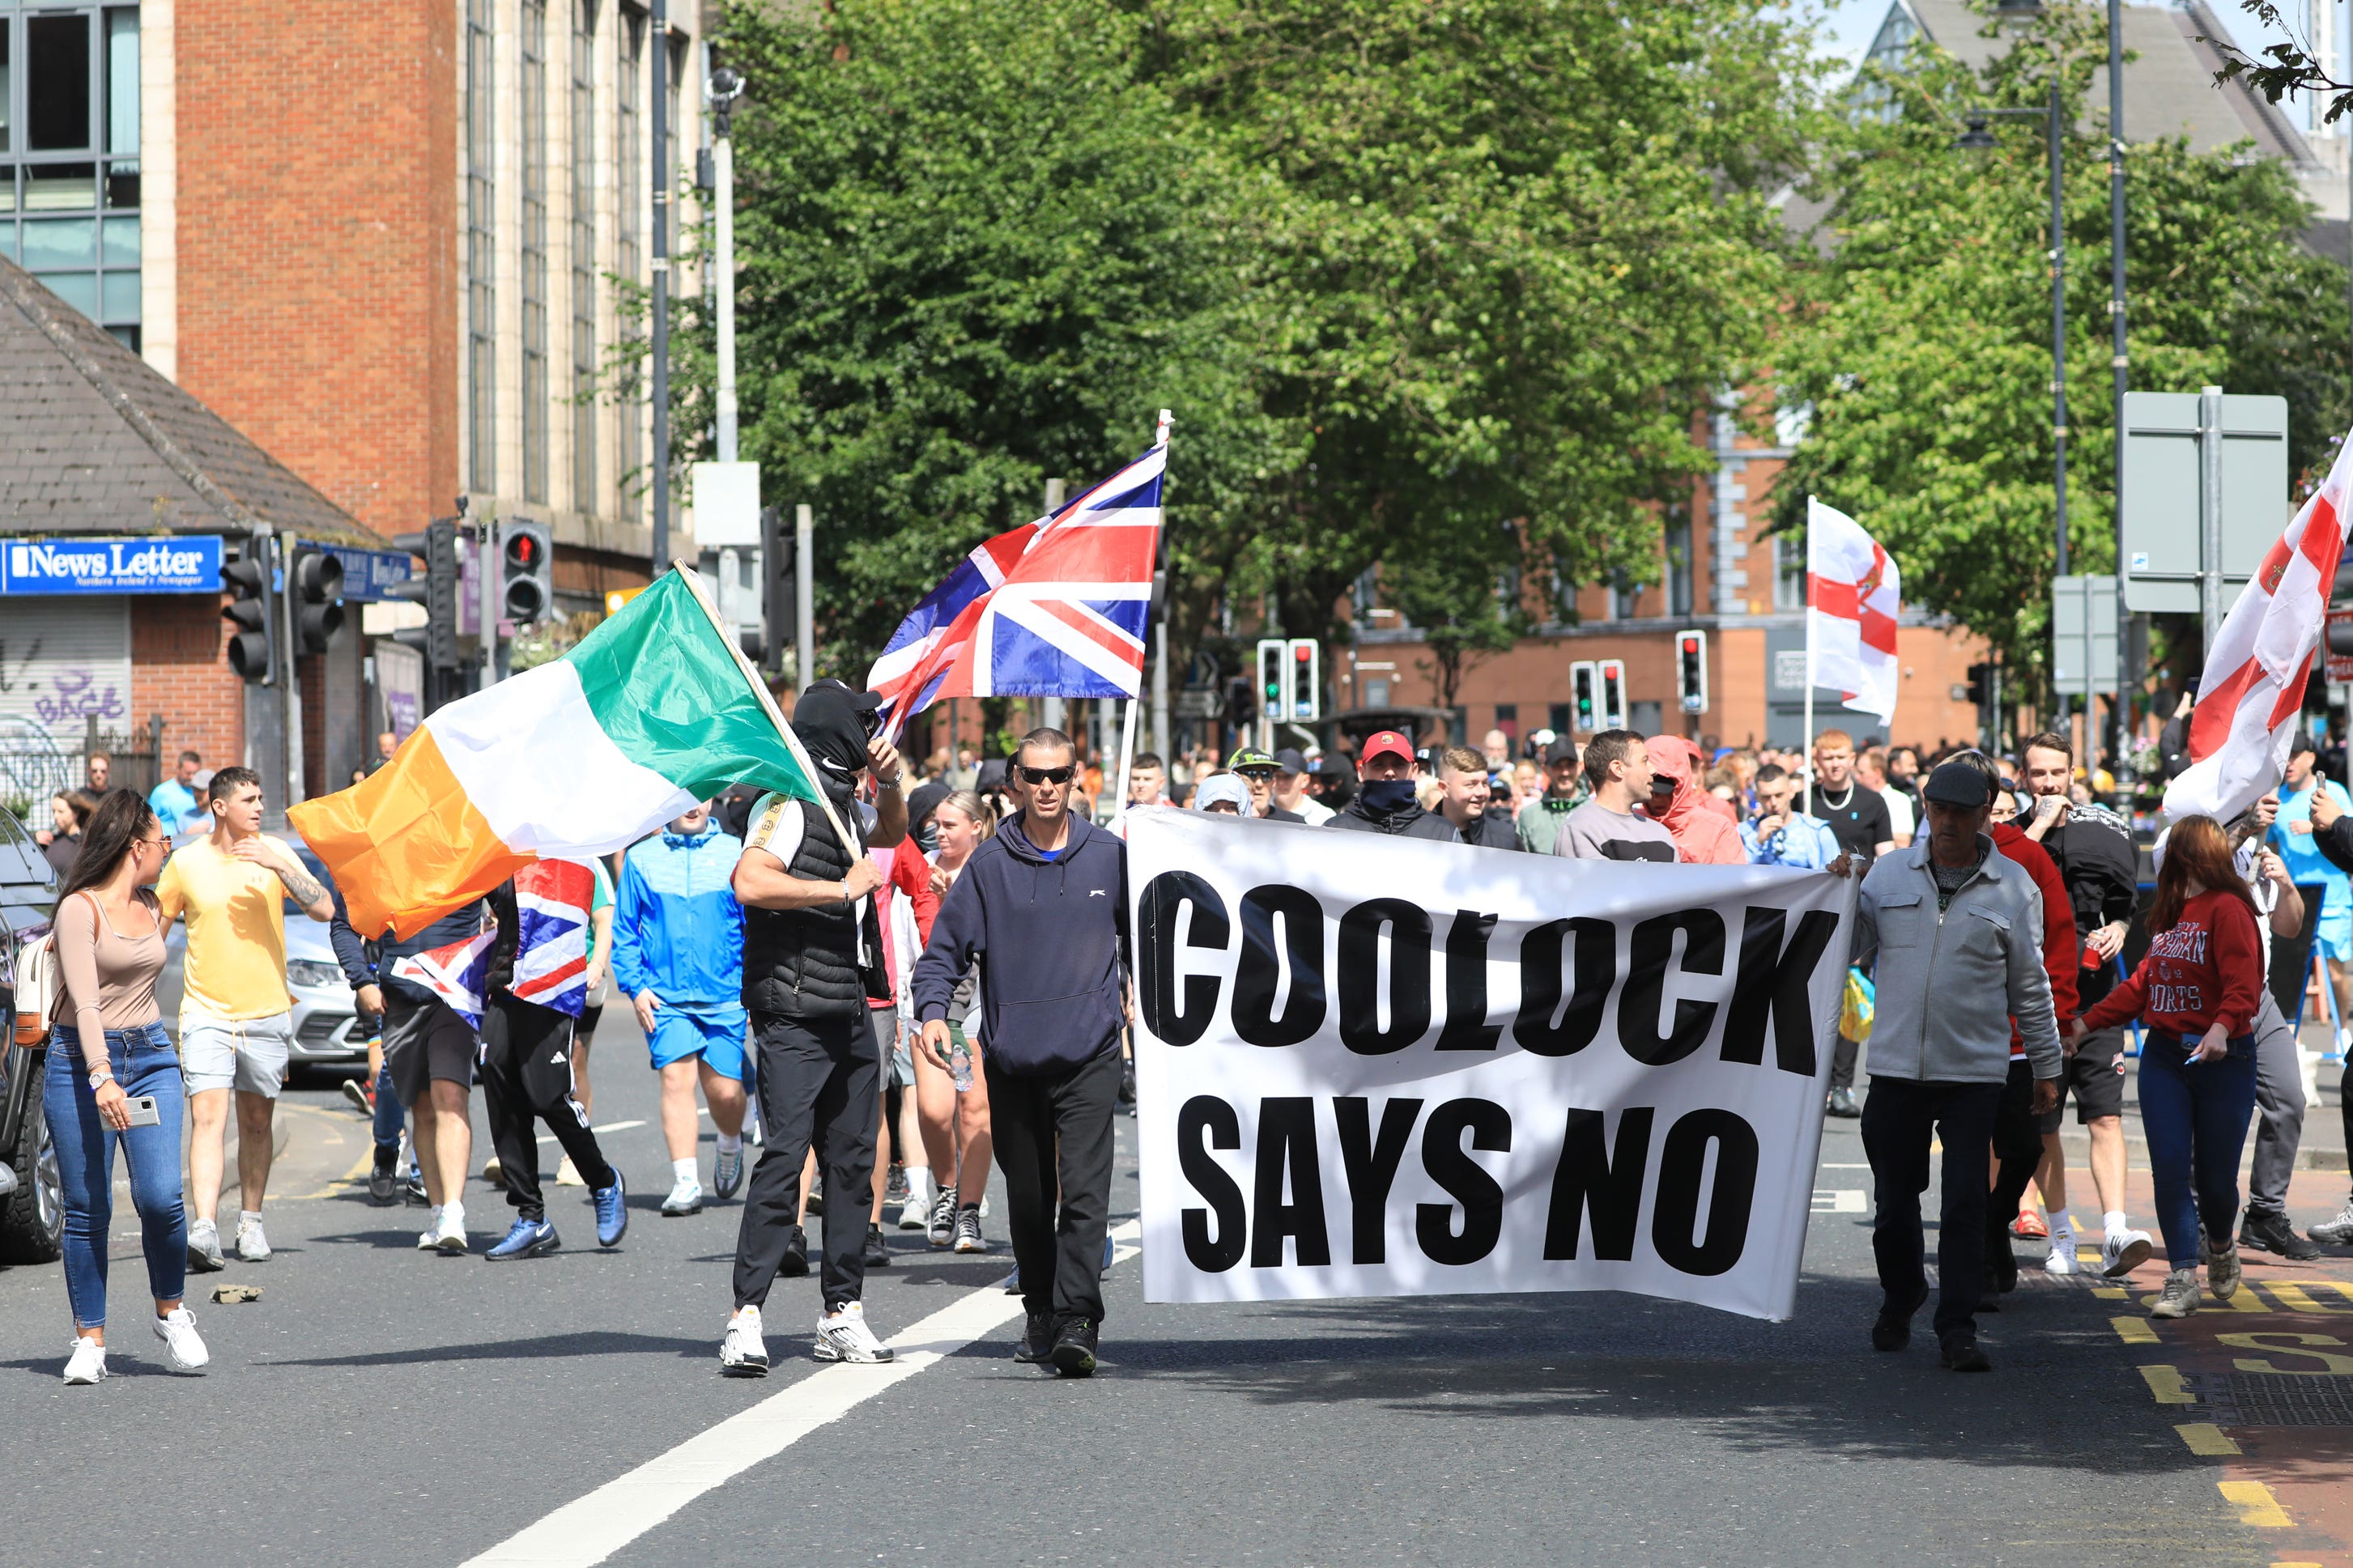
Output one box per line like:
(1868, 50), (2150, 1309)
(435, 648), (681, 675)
(651, 0), (671, 573)
(708, 66), (744, 465)
(1957, 82), (2070, 729)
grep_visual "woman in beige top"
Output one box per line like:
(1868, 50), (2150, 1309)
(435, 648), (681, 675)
(45, 789), (210, 1385)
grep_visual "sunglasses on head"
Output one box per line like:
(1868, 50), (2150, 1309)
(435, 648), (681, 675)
(1017, 764), (1075, 786)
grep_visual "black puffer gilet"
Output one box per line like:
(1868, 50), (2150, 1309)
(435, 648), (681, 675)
(742, 800), (866, 1020)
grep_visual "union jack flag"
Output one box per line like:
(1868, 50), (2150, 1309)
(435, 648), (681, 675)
(389, 860), (595, 1026)
(869, 414), (1168, 742)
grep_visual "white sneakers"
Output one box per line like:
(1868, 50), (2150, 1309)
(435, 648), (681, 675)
(815, 1300), (896, 1364)
(62, 1336), (106, 1384)
(153, 1307), (210, 1373)
(236, 1215), (270, 1262)
(185, 1217), (227, 1273)
(418, 1205), (469, 1253)
(662, 1176), (704, 1217)
(2100, 1229), (2155, 1279)
(721, 1306), (770, 1378)
(60, 1310), (208, 1383)
(2043, 1236), (2079, 1276)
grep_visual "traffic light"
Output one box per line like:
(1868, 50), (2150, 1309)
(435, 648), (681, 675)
(1597, 659), (1628, 731)
(760, 505), (796, 675)
(1287, 638), (1320, 720)
(1965, 661), (1993, 708)
(391, 519), (462, 670)
(287, 545), (345, 656)
(1257, 638), (1287, 723)
(221, 546), (274, 684)
(1675, 629), (1707, 715)
(1227, 674), (1259, 730)
(1569, 661), (1597, 733)
(498, 518), (554, 626)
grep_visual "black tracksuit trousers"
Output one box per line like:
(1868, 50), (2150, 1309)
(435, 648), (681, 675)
(479, 991), (615, 1223)
(986, 1043), (1121, 1329)
(733, 1009), (880, 1313)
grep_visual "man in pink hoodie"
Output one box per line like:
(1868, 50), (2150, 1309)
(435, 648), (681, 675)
(1643, 737), (1747, 864)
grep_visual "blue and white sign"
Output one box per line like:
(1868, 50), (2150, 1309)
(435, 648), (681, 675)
(1, 535), (224, 594)
(324, 545), (415, 603)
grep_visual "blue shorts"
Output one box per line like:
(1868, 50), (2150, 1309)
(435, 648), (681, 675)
(647, 1006), (748, 1081)
(2318, 910), (2353, 966)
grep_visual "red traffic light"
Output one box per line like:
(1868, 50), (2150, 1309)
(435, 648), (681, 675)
(505, 533), (544, 569)
(1679, 636), (1700, 655)
(1294, 646), (1310, 661)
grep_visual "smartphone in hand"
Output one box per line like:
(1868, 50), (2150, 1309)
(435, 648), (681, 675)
(122, 1095), (161, 1128)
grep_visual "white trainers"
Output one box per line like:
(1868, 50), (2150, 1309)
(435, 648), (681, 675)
(62, 1336), (107, 1384)
(2044, 1235), (2079, 1276)
(661, 1176), (704, 1217)
(720, 1306), (769, 1378)
(2151, 1268), (2201, 1319)
(185, 1217), (227, 1273)
(814, 1300), (896, 1364)
(152, 1307), (209, 1373)
(236, 1215), (270, 1261)
(432, 1205), (468, 1253)
(2100, 1229), (2154, 1279)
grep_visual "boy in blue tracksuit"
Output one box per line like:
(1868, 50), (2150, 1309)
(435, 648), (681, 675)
(614, 801), (749, 1216)
(913, 727), (1129, 1378)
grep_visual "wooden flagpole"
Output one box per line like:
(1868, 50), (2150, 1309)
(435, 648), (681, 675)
(673, 559), (861, 855)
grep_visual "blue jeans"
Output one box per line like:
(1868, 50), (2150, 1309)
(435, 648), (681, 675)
(2137, 1027), (2259, 1268)
(45, 1022), (188, 1328)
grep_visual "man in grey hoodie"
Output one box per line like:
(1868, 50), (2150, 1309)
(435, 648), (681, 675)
(914, 727), (1129, 1378)
(1847, 760), (2062, 1373)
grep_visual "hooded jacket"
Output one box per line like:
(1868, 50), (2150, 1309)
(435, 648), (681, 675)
(910, 813), (1128, 1076)
(1327, 780), (1457, 840)
(1645, 737), (1746, 865)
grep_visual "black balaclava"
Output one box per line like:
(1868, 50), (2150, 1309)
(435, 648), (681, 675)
(791, 679), (881, 806)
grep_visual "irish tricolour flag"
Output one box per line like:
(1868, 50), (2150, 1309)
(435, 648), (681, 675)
(291, 570), (820, 939)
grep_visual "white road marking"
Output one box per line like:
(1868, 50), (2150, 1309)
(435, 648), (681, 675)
(464, 1218), (1144, 1567)
(536, 1119), (647, 1145)
(1819, 1162), (1871, 1170)
(1812, 1189), (1867, 1213)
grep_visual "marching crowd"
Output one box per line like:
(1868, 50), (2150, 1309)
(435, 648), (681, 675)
(23, 682), (2353, 1383)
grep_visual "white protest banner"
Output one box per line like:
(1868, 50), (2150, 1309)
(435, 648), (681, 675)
(1129, 807), (1855, 1322)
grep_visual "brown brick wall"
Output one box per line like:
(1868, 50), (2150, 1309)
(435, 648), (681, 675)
(129, 595), (243, 769)
(174, 3), (459, 538)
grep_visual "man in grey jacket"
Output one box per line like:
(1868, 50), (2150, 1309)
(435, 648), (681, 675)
(1847, 760), (2062, 1372)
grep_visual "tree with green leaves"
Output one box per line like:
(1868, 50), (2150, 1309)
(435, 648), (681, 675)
(1769, 5), (2349, 691)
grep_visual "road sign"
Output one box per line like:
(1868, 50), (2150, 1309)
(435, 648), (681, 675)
(2120, 389), (2287, 622)
(2050, 575), (2120, 697)
(2330, 608), (2353, 686)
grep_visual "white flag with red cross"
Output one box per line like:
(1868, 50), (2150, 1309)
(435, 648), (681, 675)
(1806, 497), (1900, 728)
(2164, 431), (2353, 824)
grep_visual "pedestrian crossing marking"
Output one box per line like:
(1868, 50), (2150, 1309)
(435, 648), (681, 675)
(2111, 1317), (2159, 1345)
(2142, 1365), (2194, 1404)
(2217, 1481), (2291, 1528)
(2266, 1281), (2353, 1315)
(2174, 1423), (2240, 1456)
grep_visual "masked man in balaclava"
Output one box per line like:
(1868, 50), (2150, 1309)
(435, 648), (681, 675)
(719, 681), (908, 1375)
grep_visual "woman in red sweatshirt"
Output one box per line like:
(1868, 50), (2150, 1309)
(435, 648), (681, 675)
(2074, 814), (2264, 1320)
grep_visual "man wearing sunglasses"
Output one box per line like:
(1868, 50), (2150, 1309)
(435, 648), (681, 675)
(914, 727), (1130, 1377)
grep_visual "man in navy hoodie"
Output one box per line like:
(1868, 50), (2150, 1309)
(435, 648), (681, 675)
(914, 727), (1127, 1377)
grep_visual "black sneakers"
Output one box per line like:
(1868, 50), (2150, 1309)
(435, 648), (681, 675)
(368, 1151), (399, 1206)
(1938, 1332), (1991, 1372)
(1013, 1310), (1053, 1364)
(1825, 1086), (1862, 1119)
(864, 1223), (893, 1268)
(1049, 1319), (1099, 1378)
(1870, 1284), (1927, 1352)
(779, 1223), (811, 1278)
(2240, 1210), (2322, 1261)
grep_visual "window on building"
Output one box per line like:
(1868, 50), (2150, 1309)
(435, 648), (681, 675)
(521, 0), (549, 505)
(571, 0), (598, 516)
(466, 0), (496, 494)
(1773, 534), (1806, 612)
(616, 8), (644, 523)
(1665, 510), (1693, 620)
(1, 5), (141, 350)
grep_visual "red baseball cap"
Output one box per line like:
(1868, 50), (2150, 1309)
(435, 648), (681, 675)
(1359, 730), (1414, 765)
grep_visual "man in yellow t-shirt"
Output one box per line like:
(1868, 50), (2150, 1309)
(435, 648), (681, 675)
(155, 766), (334, 1271)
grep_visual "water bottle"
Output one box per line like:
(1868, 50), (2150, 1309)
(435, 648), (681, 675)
(951, 1035), (973, 1093)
